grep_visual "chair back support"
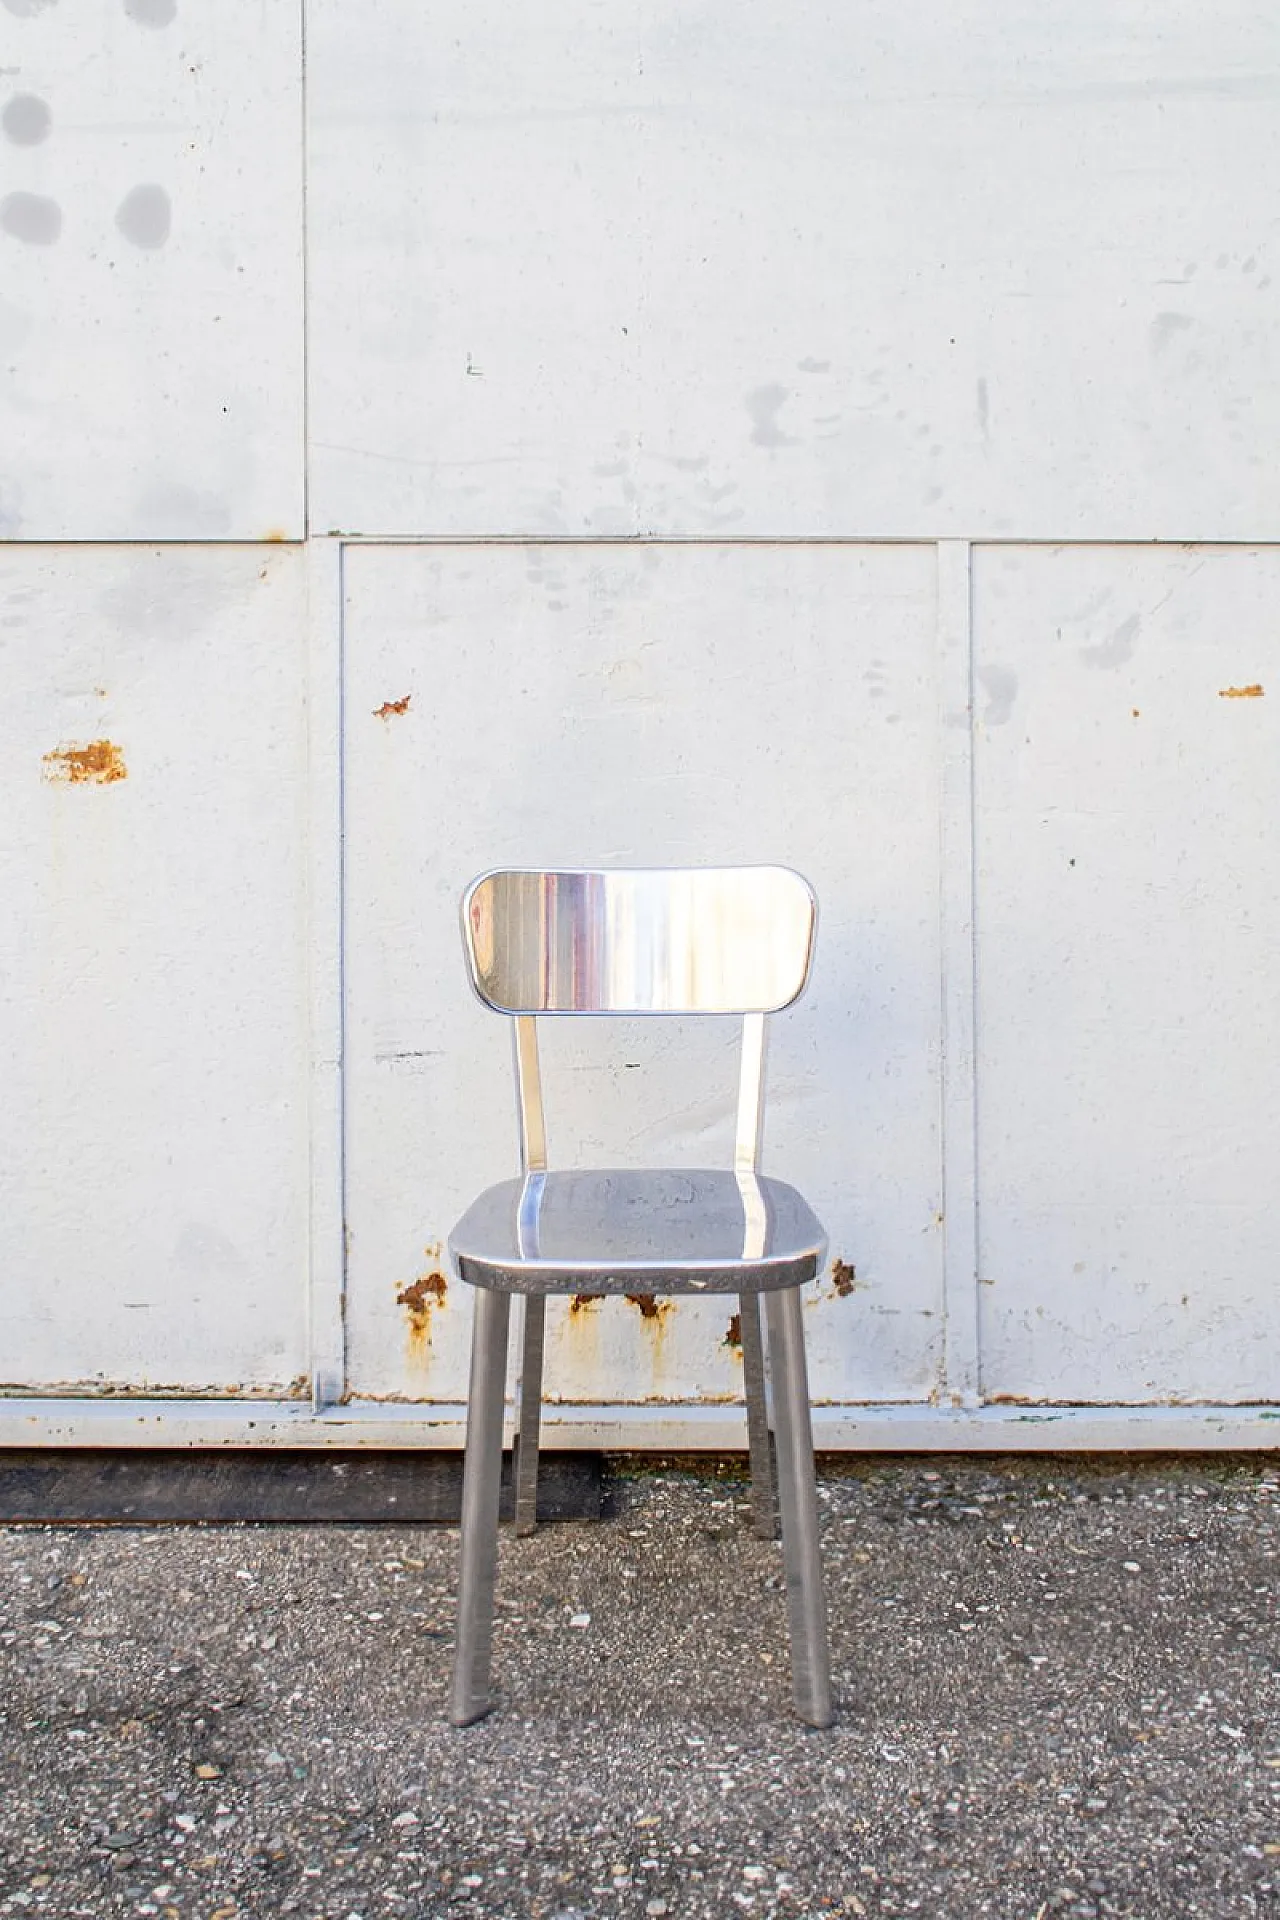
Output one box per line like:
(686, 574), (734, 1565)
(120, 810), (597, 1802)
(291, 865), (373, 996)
(463, 867), (816, 1016)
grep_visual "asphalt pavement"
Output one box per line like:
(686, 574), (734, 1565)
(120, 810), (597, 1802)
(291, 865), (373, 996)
(2, 1454), (1278, 1919)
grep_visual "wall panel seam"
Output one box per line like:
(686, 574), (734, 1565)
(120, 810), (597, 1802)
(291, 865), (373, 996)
(937, 540), (981, 1405)
(306, 536), (347, 1407)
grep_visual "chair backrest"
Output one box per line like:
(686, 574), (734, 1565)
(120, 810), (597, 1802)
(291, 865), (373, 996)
(461, 867), (817, 1180)
(462, 866), (816, 1016)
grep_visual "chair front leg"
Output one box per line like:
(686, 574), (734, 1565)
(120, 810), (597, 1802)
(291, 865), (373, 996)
(512, 1292), (547, 1537)
(451, 1285), (512, 1727)
(764, 1284), (833, 1729)
(738, 1291), (777, 1539)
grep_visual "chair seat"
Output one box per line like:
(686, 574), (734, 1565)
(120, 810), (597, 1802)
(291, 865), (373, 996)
(449, 1168), (827, 1295)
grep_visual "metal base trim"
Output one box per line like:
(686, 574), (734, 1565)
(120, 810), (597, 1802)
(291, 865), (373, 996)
(0, 1398), (1278, 1451)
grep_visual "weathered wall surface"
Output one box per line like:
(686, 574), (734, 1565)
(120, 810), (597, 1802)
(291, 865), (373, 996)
(0, 0), (303, 540)
(2, 0), (1277, 1446)
(304, 0), (1280, 541)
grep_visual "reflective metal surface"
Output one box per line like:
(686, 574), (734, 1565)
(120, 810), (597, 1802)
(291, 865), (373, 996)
(734, 1012), (768, 1173)
(765, 1285), (834, 1727)
(463, 867), (816, 1015)
(449, 1169), (827, 1295)
(450, 864), (833, 1726)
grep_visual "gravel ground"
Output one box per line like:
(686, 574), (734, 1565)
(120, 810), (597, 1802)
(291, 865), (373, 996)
(2, 1455), (1279, 1919)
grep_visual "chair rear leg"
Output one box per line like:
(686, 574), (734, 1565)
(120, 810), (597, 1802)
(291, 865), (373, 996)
(512, 1292), (546, 1537)
(764, 1284), (833, 1728)
(451, 1286), (512, 1727)
(738, 1292), (777, 1539)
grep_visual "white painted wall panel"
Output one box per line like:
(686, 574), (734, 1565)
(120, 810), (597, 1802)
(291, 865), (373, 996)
(1, 2), (1276, 1440)
(342, 543), (944, 1406)
(307, 0), (1280, 540)
(0, 1), (303, 541)
(973, 546), (1280, 1402)
(0, 547), (310, 1389)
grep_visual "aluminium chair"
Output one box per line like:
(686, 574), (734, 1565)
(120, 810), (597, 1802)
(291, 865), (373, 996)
(447, 865), (833, 1728)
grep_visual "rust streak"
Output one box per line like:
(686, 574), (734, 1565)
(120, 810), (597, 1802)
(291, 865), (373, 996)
(723, 1312), (743, 1353)
(569, 1292), (605, 1315)
(396, 1269), (447, 1344)
(626, 1293), (673, 1324)
(1219, 684), (1264, 699)
(42, 739), (127, 785)
(830, 1258), (860, 1298)
(374, 695), (412, 719)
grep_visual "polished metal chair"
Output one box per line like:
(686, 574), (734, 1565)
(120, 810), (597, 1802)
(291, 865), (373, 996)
(448, 866), (832, 1727)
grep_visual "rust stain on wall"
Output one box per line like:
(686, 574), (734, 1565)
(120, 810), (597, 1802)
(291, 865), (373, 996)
(1219, 684), (1264, 699)
(626, 1293), (673, 1325)
(396, 1267), (447, 1348)
(569, 1292), (605, 1315)
(374, 695), (412, 719)
(723, 1312), (743, 1353)
(830, 1258), (860, 1298)
(42, 739), (127, 785)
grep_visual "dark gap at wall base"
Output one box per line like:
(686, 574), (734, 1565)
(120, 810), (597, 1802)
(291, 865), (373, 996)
(0, 1450), (604, 1526)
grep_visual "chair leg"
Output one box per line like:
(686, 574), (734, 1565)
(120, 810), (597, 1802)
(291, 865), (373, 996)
(764, 1284), (833, 1728)
(512, 1292), (546, 1537)
(450, 1286), (512, 1727)
(739, 1292), (777, 1539)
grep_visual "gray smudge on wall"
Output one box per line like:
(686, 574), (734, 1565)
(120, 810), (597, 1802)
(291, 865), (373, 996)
(1, 191), (61, 244)
(123, 0), (176, 23)
(1149, 312), (1194, 356)
(745, 384), (797, 448)
(115, 183), (171, 249)
(0, 298), (28, 349)
(1080, 613), (1140, 670)
(129, 484), (231, 539)
(976, 664), (1018, 727)
(2, 94), (51, 145)
(2, 0), (59, 15)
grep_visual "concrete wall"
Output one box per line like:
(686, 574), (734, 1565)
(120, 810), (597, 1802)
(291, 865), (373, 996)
(3, 0), (1277, 1448)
